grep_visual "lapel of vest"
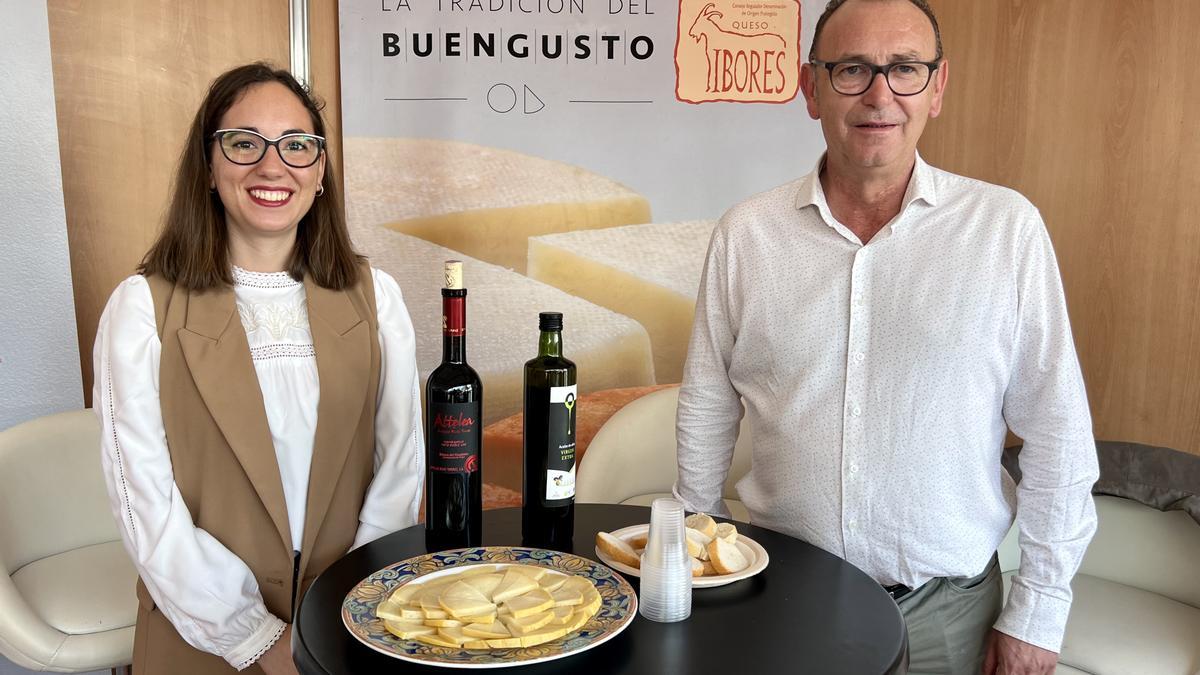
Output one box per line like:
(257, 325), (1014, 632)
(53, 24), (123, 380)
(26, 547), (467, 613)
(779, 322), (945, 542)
(299, 276), (371, 562)
(176, 286), (294, 553)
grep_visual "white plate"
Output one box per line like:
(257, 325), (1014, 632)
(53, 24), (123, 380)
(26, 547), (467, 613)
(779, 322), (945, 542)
(594, 524), (769, 588)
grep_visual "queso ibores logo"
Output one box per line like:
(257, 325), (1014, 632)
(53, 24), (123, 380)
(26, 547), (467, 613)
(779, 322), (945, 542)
(674, 0), (801, 104)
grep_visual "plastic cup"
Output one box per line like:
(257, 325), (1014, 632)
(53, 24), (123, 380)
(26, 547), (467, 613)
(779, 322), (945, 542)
(638, 498), (692, 622)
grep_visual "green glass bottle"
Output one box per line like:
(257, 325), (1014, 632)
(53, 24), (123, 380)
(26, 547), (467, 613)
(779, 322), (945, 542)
(521, 312), (577, 550)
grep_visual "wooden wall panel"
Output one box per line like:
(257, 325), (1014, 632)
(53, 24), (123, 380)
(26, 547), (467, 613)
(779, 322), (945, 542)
(48, 1), (290, 403)
(922, 1), (1200, 455)
(310, 0), (344, 187)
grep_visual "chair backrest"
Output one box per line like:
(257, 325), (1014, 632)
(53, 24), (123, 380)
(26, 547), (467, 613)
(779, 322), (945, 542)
(1079, 495), (1200, 609)
(997, 494), (1200, 609)
(576, 386), (751, 504)
(0, 410), (119, 574)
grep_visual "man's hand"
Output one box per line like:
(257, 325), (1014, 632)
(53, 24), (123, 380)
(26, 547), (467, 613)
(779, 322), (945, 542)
(257, 624), (300, 675)
(982, 629), (1057, 675)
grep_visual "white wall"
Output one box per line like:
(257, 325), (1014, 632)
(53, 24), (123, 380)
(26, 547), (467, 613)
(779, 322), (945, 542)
(0, 0), (84, 433)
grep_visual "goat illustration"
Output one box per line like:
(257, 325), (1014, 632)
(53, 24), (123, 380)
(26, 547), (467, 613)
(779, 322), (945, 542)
(687, 3), (788, 93)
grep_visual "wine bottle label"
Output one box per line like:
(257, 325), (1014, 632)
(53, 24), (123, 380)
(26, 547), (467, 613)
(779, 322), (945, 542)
(429, 401), (480, 474)
(544, 384), (577, 505)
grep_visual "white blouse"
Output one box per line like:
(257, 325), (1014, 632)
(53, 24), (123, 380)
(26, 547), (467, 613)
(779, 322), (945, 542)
(93, 266), (425, 670)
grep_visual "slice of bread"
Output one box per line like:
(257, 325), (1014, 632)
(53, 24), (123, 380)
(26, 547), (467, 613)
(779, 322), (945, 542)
(685, 528), (711, 559)
(714, 522), (738, 544)
(690, 557), (704, 577)
(596, 531), (641, 568)
(685, 513), (718, 538)
(707, 537), (750, 575)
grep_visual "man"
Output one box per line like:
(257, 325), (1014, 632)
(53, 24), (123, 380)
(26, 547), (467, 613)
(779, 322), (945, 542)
(673, 0), (1099, 673)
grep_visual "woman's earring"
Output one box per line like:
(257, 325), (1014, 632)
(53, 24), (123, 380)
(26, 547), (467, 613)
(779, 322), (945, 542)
(316, 185), (325, 197)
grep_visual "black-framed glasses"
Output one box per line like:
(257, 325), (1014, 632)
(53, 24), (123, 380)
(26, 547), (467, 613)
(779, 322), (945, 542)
(811, 59), (940, 96)
(211, 129), (326, 168)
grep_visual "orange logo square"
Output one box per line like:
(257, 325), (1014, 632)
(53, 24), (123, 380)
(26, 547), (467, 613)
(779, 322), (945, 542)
(674, 0), (802, 104)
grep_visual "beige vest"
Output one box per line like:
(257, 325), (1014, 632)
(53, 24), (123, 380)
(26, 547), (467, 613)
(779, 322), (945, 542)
(133, 267), (381, 674)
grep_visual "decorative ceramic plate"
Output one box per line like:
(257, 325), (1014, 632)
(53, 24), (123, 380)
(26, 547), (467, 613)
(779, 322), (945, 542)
(342, 547), (636, 669)
(595, 524), (770, 588)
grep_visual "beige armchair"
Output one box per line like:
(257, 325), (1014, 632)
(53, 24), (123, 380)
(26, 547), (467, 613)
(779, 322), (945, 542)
(0, 410), (136, 673)
(575, 386), (753, 521)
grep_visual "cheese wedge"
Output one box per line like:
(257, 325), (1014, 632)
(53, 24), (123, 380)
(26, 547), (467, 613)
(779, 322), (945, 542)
(415, 632), (461, 648)
(439, 581), (496, 619)
(461, 573), (504, 597)
(436, 626), (474, 646)
(551, 587), (583, 607)
(501, 610), (555, 635)
(538, 572), (569, 593)
(343, 137), (652, 273)
(423, 618), (464, 628)
(375, 598), (407, 622)
(566, 609), (593, 633)
(550, 605), (576, 625)
(492, 568), (539, 603)
(528, 220), (717, 383)
(504, 588), (554, 618)
(462, 620), (512, 639)
(464, 639), (491, 650)
(383, 619), (436, 639)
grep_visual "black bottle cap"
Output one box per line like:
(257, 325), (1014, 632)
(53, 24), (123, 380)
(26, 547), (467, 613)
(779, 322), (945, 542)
(539, 312), (563, 332)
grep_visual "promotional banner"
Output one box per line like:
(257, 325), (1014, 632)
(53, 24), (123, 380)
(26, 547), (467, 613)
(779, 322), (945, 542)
(339, 0), (826, 491)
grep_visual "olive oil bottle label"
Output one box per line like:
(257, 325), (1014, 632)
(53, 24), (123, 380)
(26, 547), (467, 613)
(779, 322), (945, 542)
(544, 384), (577, 505)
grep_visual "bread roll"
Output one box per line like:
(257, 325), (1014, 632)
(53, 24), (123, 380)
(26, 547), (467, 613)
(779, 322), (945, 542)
(596, 531), (641, 568)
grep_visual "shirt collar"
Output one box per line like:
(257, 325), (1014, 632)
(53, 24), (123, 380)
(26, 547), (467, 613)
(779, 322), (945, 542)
(795, 151), (940, 231)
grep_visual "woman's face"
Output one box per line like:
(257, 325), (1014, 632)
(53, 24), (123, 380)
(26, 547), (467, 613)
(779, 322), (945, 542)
(209, 81), (325, 245)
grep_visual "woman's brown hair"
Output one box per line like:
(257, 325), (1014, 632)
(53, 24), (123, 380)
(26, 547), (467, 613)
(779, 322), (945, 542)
(139, 62), (362, 290)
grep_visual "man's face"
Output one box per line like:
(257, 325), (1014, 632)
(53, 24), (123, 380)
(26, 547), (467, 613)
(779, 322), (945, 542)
(801, 0), (948, 175)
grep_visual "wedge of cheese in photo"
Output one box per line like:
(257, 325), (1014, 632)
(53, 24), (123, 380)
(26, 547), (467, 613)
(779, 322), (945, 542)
(528, 220), (717, 383)
(415, 632), (461, 648)
(344, 137), (652, 273)
(341, 229), (655, 424)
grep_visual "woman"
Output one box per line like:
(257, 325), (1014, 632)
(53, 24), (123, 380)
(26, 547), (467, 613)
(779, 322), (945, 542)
(93, 63), (424, 674)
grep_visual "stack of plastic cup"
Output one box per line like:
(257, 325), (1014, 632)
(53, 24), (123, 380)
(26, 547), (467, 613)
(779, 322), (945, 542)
(638, 497), (692, 622)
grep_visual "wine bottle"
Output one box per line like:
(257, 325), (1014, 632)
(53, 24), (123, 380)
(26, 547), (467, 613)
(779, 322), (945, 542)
(425, 260), (482, 552)
(522, 311), (577, 550)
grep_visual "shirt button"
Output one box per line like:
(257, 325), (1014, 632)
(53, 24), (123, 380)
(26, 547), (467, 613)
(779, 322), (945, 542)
(854, 352), (865, 363)
(848, 520), (858, 531)
(851, 406), (862, 417)
(850, 462), (860, 474)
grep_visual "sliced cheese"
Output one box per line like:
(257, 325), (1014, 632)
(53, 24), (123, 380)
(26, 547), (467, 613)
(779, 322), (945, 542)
(461, 573), (504, 598)
(344, 137), (652, 273)
(439, 581), (496, 619)
(383, 619), (436, 639)
(491, 567), (540, 603)
(462, 620), (512, 639)
(503, 588), (554, 618)
(501, 610), (556, 635)
(538, 572), (569, 593)
(339, 230), (655, 424)
(528, 220), (717, 383)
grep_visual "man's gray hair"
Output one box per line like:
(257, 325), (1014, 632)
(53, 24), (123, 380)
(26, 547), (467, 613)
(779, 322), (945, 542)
(808, 0), (944, 62)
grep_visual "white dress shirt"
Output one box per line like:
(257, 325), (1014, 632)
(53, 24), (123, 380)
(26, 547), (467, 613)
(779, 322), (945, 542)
(93, 266), (425, 669)
(674, 154), (1098, 652)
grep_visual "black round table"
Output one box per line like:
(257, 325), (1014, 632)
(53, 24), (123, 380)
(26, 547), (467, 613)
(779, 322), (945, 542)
(294, 505), (908, 674)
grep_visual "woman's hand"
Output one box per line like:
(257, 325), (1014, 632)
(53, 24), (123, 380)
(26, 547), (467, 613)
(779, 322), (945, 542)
(257, 625), (300, 675)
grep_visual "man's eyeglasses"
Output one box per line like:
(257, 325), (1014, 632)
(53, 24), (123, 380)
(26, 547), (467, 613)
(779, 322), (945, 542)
(211, 129), (326, 169)
(811, 60), (941, 97)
